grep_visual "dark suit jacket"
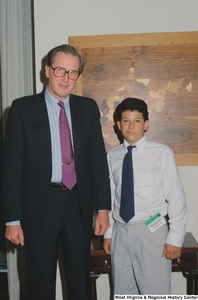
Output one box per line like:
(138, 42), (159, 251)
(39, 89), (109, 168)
(3, 91), (111, 243)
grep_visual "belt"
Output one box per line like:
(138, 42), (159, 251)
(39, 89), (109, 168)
(50, 182), (70, 190)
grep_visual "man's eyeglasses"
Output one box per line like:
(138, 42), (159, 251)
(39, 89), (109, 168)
(50, 66), (79, 81)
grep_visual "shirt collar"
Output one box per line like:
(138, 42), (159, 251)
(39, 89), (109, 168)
(123, 135), (147, 152)
(44, 86), (70, 109)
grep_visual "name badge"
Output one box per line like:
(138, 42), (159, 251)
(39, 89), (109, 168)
(145, 213), (166, 233)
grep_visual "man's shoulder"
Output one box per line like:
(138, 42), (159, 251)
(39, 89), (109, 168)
(70, 94), (96, 105)
(12, 92), (44, 106)
(70, 94), (99, 116)
(70, 94), (99, 110)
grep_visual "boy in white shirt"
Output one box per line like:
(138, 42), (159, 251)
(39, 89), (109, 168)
(103, 97), (187, 295)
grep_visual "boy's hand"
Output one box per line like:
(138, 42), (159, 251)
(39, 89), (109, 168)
(162, 243), (181, 260)
(103, 238), (111, 254)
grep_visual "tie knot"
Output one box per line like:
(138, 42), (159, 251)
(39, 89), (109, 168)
(58, 101), (64, 109)
(127, 145), (135, 153)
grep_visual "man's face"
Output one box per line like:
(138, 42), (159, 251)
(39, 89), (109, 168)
(117, 110), (149, 145)
(45, 52), (81, 101)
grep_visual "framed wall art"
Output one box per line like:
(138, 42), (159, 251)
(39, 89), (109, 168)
(69, 32), (198, 166)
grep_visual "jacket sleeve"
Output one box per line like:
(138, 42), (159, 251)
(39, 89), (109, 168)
(89, 100), (111, 212)
(3, 99), (24, 222)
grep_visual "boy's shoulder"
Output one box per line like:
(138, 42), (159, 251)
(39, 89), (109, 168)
(107, 143), (124, 156)
(145, 139), (172, 152)
(142, 139), (175, 160)
(107, 138), (174, 158)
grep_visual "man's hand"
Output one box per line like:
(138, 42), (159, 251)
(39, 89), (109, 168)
(94, 210), (110, 236)
(103, 238), (111, 254)
(162, 243), (181, 260)
(5, 225), (24, 246)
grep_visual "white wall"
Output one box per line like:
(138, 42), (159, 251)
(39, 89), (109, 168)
(33, 0), (198, 298)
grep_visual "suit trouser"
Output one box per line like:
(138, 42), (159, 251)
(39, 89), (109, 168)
(111, 221), (172, 295)
(25, 185), (91, 300)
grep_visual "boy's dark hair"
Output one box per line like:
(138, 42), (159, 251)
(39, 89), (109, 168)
(116, 98), (149, 121)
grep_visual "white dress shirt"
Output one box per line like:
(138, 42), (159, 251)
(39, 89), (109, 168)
(104, 136), (187, 247)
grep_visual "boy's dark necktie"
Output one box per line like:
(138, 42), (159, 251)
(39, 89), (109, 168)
(58, 101), (76, 190)
(120, 145), (136, 223)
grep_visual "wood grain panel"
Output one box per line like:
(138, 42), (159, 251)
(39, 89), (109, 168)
(69, 32), (198, 166)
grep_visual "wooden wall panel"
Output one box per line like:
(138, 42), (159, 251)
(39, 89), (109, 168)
(69, 32), (198, 165)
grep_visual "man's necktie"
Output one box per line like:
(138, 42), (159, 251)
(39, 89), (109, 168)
(58, 101), (77, 190)
(120, 145), (136, 223)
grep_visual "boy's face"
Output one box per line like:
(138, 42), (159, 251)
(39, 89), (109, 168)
(117, 110), (149, 145)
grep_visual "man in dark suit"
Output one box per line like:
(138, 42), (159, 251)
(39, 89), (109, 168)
(4, 44), (111, 300)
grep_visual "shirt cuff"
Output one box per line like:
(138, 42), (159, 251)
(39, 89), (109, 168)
(104, 226), (113, 239)
(166, 231), (185, 247)
(6, 221), (21, 226)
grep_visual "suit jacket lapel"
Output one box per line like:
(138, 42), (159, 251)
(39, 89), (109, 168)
(69, 94), (84, 156)
(31, 92), (52, 168)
